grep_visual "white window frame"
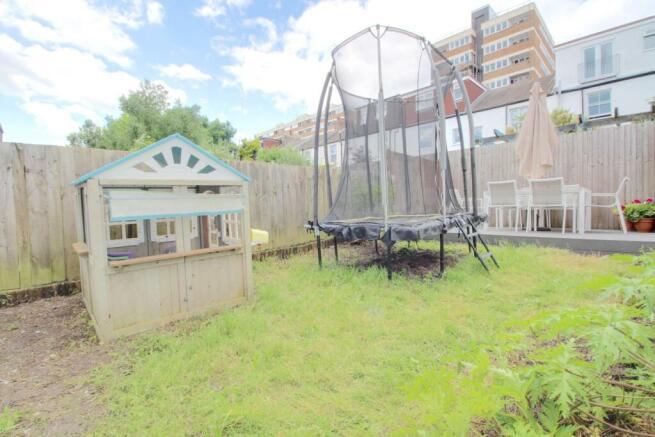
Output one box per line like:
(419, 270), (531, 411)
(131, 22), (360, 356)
(107, 220), (144, 248)
(222, 213), (241, 242)
(149, 218), (199, 243)
(416, 89), (433, 111)
(418, 123), (435, 150)
(509, 105), (528, 128)
(329, 143), (337, 165)
(582, 40), (614, 81)
(451, 128), (461, 146)
(452, 83), (463, 101)
(587, 88), (612, 118)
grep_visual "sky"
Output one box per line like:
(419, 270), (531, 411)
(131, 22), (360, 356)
(1, 0), (654, 145)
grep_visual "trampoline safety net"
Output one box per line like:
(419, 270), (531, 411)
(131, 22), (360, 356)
(313, 25), (483, 244)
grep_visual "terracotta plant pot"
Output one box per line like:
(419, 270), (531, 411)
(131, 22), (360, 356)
(626, 221), (635, 231)
(634, 218), (655, 233)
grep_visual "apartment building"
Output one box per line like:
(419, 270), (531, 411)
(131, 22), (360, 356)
(434, 3), (555, 90)
(257, 105), (345, 148)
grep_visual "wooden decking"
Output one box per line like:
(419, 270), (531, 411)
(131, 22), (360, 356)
(446, 229), (655, 255)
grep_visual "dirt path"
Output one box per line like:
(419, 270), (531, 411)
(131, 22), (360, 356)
(0, 295), (115, 435)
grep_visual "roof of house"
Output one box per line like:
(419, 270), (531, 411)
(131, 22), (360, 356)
(471, 75), (555, 113)
(73, 133), (250, 186)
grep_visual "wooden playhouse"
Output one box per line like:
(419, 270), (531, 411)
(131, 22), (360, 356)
(71, 133), (253, 341)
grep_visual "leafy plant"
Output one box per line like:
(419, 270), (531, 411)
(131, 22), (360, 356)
(258, 146), (309, 166)
(623, 198), (655, 222)
(550, 107), (578, 127)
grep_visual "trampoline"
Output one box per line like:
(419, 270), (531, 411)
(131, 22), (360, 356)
(310, 25), (492, 276)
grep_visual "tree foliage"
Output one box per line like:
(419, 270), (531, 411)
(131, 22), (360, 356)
(550, 107), (578, 127)
(238, 137), (261, 161)
(258, 146), (308, 166)
(67, 81), (238, 160)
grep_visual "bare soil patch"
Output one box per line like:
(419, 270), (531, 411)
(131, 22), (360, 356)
(0, 294), (115, 436)
(340, 242), (462, 278)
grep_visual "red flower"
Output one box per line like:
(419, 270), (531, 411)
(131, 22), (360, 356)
(633, 199), (642, 204)
(621, 204), (626, 210)
(646, 198), (654, 203)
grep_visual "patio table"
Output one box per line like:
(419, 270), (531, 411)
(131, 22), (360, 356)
(483, 184), (591, 234)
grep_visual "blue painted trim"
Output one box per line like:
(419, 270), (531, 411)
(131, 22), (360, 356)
(72, 133), (251, 186)
(110, 208), (244, 223)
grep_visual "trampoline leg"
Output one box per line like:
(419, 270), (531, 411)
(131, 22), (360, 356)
(333, 236), (339, 263)
(386, 245), (393, 280)
(439, 232), (445, 276)
(375, 239), (380, 256)
(316, 235), (322, 268)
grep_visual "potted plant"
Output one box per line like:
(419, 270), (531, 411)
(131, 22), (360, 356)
(624, 199), (655, 232)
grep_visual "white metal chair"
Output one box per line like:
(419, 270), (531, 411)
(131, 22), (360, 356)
(487, 180), (522, 231)
(588, 177), (629, 233)
(527, 177), (575, 234)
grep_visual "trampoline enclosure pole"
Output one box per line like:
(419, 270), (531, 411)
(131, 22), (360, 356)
(455, 109), (469, 212)
(376, 25), (390, 233)
(455, 69), (478, 217)
(323, 82), (334, 208)
(314, 71), (331, 267)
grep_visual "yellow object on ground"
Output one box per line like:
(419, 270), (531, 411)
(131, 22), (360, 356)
(251, 228), (269, 245)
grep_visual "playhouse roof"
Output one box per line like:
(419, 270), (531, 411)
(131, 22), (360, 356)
(72, 133), (250, 186)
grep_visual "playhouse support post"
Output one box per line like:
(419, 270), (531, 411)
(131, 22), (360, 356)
(241, 181), (254, 299)
(85, 179), (112, 341)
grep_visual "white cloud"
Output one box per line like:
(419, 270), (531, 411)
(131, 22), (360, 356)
(146, 1), (165, 25)
(244, 17), (278, 50)
(158, 63), (212, 81)
(21, 100), (82, 139)
(0, 0), (156, 67)
(0, 34), (186, 143)
(194, 0), (251, 20)
(223, 0), (655, 113)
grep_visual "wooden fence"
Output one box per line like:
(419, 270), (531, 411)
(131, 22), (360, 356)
(0, 143), (336, 293)
(1, 120), (654, 293)
(448, 121), (655, 229)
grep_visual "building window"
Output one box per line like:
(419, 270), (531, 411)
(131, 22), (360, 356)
(452, 128), (461, 146)
(416, 90), (433, 111)
(645, 28), (655, 50)
(452, 84), (463, 101)
(588, 89), (612, 118)
(583, 41), (614, 80)
(329, 144), (337, 165)
(419, 123), (435, 150)
(509, 106), (528, 128)
(107, 221), (144, 248)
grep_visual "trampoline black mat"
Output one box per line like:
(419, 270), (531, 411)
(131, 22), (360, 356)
(319, 213), (485, 245)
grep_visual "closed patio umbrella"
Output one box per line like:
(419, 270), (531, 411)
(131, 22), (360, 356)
(516, 82), (557, 179)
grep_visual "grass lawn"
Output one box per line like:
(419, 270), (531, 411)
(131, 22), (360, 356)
(91, 244), (631, 435)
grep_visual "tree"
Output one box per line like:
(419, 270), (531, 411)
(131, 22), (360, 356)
(238, 137), (261, 161)
(67, 81), (238, 156)
(258, 146), (308, 166)
(68, 119), (102, 148)
(550, 107), (578, 127)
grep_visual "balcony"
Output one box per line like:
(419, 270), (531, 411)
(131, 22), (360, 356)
(578, 54), (620, 83)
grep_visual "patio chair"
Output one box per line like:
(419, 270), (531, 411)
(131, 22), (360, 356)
(527, 177), (575, 234)
(487, 180), (523, 232)
(588, 177), (629, 233)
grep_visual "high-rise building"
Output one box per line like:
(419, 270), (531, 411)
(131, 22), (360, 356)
(434, 3), (555, 90)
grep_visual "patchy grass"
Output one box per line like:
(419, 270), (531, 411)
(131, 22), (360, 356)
(91, 244), (630, 435)
(0, 407), (21, 435)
